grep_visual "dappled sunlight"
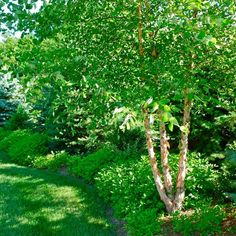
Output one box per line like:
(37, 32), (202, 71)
(0, 156), (115, 236)
(87, 216), (110, 228)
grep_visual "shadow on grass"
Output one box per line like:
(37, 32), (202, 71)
(0, 156), (116, 236)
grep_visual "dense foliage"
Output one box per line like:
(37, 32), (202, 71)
(0, 129), (48, 165)
(1, 0), (235, 153)
(0, 0), (235, 235)
(172, 204), (226, 236)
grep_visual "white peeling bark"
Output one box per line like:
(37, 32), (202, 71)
(174, 88), (192, 210)
(159, 111), (173, 198)
(142, 107), (174, 213)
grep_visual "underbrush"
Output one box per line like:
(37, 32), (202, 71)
(0, 128), (11, 142)
(0, 129), (28, 152)
(0, 129), (48, 165)
(95, 153), (220, 217)
(95, 156), (164, 217)
(125, 202), (228, 236)
(0, 129), (235, 236)
(67, 147), (139, 182)
(32, 151), (71, 170)
(68, 148), (115, 182)
(172, 203), (226, 236)
(126, 208), (162, 236)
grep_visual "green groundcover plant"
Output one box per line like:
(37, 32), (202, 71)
(0, 130), (49, 165)
(95, 153), (220, 217)
(172, 203), (226, 236)
(32, 151), (71, 170)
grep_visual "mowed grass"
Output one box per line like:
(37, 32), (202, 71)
(0, 151), (116, 236)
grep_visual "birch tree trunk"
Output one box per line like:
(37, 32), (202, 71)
(143, 107), (174, 213)
(138, 1), (192, 213)
(174, 88), (192, 210)
(159, 110), (173, 198)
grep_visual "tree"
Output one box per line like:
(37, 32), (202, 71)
(0, 74), (20, 126)
(136, 0), (235, 212)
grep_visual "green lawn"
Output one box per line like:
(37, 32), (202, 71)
(0, 151), (116, 236)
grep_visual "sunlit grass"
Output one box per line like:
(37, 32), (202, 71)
(0, 151), (115, 236)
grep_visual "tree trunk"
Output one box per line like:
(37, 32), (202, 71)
(137, 2), (144, 56)
(142, 107), (174, 213)
(138, 1), (192, 213)
(174, 88), (192, 209)
(159, 110), (173, 198)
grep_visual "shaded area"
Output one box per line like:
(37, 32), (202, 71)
(0, 152), (115, 236)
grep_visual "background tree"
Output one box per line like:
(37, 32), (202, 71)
(0, 74), (21, 127)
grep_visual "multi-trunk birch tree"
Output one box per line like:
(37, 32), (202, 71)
(136, 0), (235, 212)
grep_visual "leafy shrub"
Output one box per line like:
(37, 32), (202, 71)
(172, 212), (194, 236)
(226, 140), (236, 151)
(0, 128), (11, 142)
(166, 152), (220, 207)
(68, 147), (119, 182)
(108, 127), (146, 152)
(7, 131), (49, 165)
(173, 203), (226, 236)
(184, 153), (220, 207)
(195, 205), (225, 235)
(95, 156), (164, 217)
(0, 129), (29, 152)
(126, 209), (162, 236)
(95, 153), (220, 217)
(5, 106), (29, 130)
(32, 151), (71, 170)
(67, 146), (142, 183)
(67, 155), (81, 172)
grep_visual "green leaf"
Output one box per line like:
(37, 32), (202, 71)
(162, 112), (169, 122)
(169, 117), (179, 126)
(168, 122), (174, 132)
(151, 102), (159, 113)
(188, 93), (194, 101)
(160, 99), (170, 105)
(143, 97), (153, 108)
(205, 36), (217, 46)
(196, 31), (206, 40)
(210, 37), (217, 44)
(26, 3), (32, 9)
(146, 97), (153, 105)
(164, 105), (171, 112)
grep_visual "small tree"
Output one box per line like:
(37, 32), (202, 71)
(0, 75), (19, 127)
(136, 0), (235, 212)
